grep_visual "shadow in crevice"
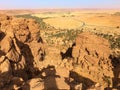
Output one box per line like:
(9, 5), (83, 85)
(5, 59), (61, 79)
(0, 31), (6, 41)
(60, 43), (76, 60)
(0, 60), (30, 90)
(109, 55), (120, 89)
(39, 65), (60, 90)
(0, 37), (42, 90)
(0, 50), (5, 57)
(0, 32), (7, 57)
(65, 71), (95, 90)
(38, 36), (44, 43)
(11, 38), (40, 81)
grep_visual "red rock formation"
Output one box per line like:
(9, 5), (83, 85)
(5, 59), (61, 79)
(0, 14), (45, 89)
(0, 14), (117, 90)
(72, 32), (114, 87)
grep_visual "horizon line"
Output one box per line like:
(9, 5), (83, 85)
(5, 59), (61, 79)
(0, 8), (120, 10)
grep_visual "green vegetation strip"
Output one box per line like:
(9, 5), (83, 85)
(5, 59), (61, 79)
(16, 14), (47, 29)
(96, 33), (120, 49)
(15, 14), (120, 49)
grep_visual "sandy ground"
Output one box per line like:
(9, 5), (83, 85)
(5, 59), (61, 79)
(32, 10), (120, 35)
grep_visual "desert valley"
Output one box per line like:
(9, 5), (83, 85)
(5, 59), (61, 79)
(0, 9), (120, 90)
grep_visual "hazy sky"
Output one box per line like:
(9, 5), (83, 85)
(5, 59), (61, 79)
(0, 0), (120, 9)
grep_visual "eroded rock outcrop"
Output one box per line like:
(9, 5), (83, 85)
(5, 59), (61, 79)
(0, 14), (117, 90)
(0, 14), (45, 89)
(72, 32), (114, 87)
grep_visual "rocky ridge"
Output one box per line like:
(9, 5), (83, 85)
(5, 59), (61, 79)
(0, 14), (45, 89)
(72, 32), (114, 87)
(0, 14), (119, 90)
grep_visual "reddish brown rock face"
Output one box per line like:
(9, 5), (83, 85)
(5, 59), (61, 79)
(0, 14), (45, 89)
(0, 14), (118, 90)
(72, 32), (113, 87)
